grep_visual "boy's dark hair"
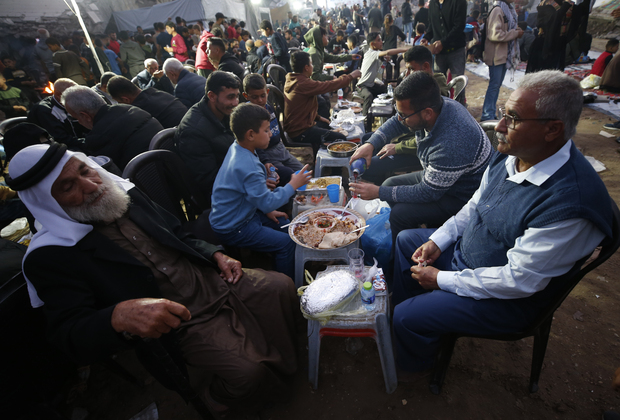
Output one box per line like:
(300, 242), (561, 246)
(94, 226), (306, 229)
(260, 20), (274, 31)
(240, 21), (246, 28)
(180, 27), (190, 35)
(155, 22), (165, 30)
(119, 31), (129, 41)
(100, 72), (117, 87)
(231, 18), (237, 25)
(243, 73), (266, 93)
(208, 21), (214, 28)
(404, 45), (432, 66)
(230, 103), (271, 142)
(241, 30), (250, 38)
(43, 37), (59, 47)
(209, 37), (226, 53)
(175, 16), (183, 24)
(606, 38), (619, 50)
(136, 34), (146, 44)
(206, 70), (240, 96)
(416, 22), (426, 34)
(471, 9), (480, 19)
(165, 21), (176, 30)
(94, 37), (103, 47)
(367, 32), (381, 43)
(212, 28), (224, 38)
(291, 51), (310, 73)
(418, 0), (425, 6)
(348, 34), (358, 47)
(107, 75), (140, 98)
(517, 21), (527, 31)
(394, 71), (441, 111)
(337, 30), (344, 37)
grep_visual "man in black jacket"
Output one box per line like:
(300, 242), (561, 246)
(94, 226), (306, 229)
(421, 0), (467, 103)
(260, 20), (292, 72)
(206, 37), (245, 81)
(62, 85), (163, 170)
(175, 71), (239, 203)
(9, 144), (299, 416)
(107, 76), (188, 129)
(135, 58), (174, 95)
(245, 39), (261, 73)
(27, 78), (89, 151)
(162, 58), (207, 108)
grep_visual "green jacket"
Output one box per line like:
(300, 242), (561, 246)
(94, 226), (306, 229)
(395, 72), (450, 155)
(304, 26), (353, 81)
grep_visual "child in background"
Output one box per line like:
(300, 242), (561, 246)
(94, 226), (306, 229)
(413, 23), (425, 45)
(590, 39), (619, 77)
(243, 73), (304, 186)
(209, 103), (312, 278)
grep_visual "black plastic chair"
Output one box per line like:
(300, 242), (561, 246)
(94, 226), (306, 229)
(0, 116), (28, 137)
(267, 64), (287, 93)
(429, 200), (620, 395)
(479, 120), (500, 150)
(149, 127), (177, 151)
(122, 150), (209, 224)
(447, 75), (468, 102)
(266, 84), (315, 154)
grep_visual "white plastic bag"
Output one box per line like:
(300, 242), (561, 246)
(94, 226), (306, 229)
(580, 74), (601, 89)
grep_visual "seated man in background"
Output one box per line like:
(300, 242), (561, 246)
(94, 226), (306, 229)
(391, 70), (613, 374)
(107, 76), (188, 129)
(284, 51), (361, 153)
(135, 58), (174, 95)
(326, 30), (348, 53)
(245, 39), (261, 74)
(206, 37), (246, 81)
(62, 85), (163, 170)
(357, 45), (449, 185)
(9, 144), (300, 418)
(91, 71), (117, 105)
(175, 71), (239, 203)
(349, 71), (491, 244)
(27, 78), (88, 151)
(0, 74), (31, 119)
(243, 74), (303, 186)
(163, 58), (207, 108)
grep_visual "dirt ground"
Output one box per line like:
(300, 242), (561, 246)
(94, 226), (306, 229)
(60, 64), (620, 420)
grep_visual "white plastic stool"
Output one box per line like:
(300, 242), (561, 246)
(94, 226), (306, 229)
(294, 240), (359, 289)
(307, 266), (397, 394)
(315, 148), (351, 178)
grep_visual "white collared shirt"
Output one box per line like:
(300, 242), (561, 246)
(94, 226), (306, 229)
(429, 140), (605, 300)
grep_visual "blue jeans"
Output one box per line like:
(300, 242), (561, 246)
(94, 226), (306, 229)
(216, 211), (296, 278)
(403, 22), (413, 43)
(481, 64), (508, 121)
(391, 228), (542, 371)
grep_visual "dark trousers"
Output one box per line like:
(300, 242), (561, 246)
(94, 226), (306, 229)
(359, 83), (387, 116)
(316, 93), (331, 120)
(291, 122), (346, 155)
(360, 132), (423, 185)
(391, 228), (541, 371)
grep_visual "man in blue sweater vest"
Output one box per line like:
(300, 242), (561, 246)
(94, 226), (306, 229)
(209, 103), (312, 278)
(391, 70), (614, 374)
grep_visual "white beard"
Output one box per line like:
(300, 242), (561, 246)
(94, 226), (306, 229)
(62, 176), (131, 224)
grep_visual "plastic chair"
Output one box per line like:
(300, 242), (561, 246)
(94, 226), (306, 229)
(314, 148), (350, 178)
(447, 75), (468, 102)
(131, 76), (140, 87)
(266, 84), (314, 153)
(0, 116), (28, 137)
(149, 127), (177, 151)
(267, 64), (287, 93)
(122, 150), (209, 223)
(307, 266), (397, 394)
(479, 120), (500, 150)
(294, 240), (359, 289)
(429, 200), (620, 395)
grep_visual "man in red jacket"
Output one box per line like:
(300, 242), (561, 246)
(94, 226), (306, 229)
(196, 29), (217, 78)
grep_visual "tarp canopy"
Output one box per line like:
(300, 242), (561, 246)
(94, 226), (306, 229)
(112, 0), (251, 32)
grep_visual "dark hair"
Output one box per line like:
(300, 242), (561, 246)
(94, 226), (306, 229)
(394, 71), (441, 111)
(208, 21), (214, 27)
(285, 29), (292, 36)
(136, 34), (146, 44)
(192, 24), (200, 30)
(606, 38), (619, 50)
(241, 30), (250, 38)
(212, 28), (224, 38)
(471, 9), (480, 18)
(230, 18), (237, 25)
(404, 45), (432, 66)
(260, 20), (273, 31)
(416, 22), (426, 34)
(291, 51), (310, 73)
(337, 30), (344, 37)
(155, 22), (165, 30)
(208, 37), (226, 53)
(165, 21), (176, 30)
(175, 16), (183, 24)
(517, 21), (527, 31)
(180, 27), (190, 35)
(94, 38), (103, 47)
(107, 75), (140, 98)
(230, 103), (271, 142)
(367, 31), (381, 43)
(419, 0), (425, 6)
(46, 37), (60, 46)
(347, 34), (358, 47)
(206, 70), (240, 95)
(119, 31), (129, 41)
(100, 72), (117, 87)
(243, 73), (266, 93)
(240, 21), (246, 28)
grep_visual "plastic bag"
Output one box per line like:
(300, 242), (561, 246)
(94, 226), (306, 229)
(360, 207), (391, 270)
(580, 74), (601, 89)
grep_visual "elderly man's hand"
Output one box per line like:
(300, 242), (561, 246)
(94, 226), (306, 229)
(213, 251), (243, 284)
(153, 70), (164, 79)
(111, 298), (191, 338)
(431, 40), (443, 54)
(412, 240), (442, 266)
(410, 265), (440, 290)
(349, 143), (374, 165)
(349, 182), (380, 200)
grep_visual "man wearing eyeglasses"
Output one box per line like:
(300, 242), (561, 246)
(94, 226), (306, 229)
(390, 70), (613, 375)
(350, 70), (492, 245)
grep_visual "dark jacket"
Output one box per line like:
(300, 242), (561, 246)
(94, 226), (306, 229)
(175, 98), (235, 201)
(269, 32), (291, 72)
(424, 0), (467, 53)
(368, 7), (383, 28)
(413, 8), (429, 31)
(382, 25), (407, 50)
(23, 188), (220, 365)
(132, 88), (188, 129)
(402, 2), (413, 24)
(27, 96), (89, 150)
(174, 69), (207, 108)
(217, 52), (246, 81)
(135, 69), (174, 95)
(246, 48), (261, 73)
(85, 104), (163, 170)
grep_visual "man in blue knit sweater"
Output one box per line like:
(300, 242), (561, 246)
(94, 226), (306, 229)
(350, 71), (492, 243)
(391, 70), (614, 375)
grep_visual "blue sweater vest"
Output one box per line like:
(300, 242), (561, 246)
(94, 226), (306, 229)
(454, 143), (613, 271)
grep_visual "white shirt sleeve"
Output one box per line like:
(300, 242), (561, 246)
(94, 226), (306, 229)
(435, 218), (605, 299)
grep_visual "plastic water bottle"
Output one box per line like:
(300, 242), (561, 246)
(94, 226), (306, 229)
(350, 158), (367, 178)
(267, 166), (278, 181)
(387, 84), (394, 97)
(338, 88), (344, 100)
(361, 281), (376, 311)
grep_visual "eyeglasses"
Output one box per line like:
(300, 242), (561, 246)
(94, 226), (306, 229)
(397, 108), (424, 126)
(499, 107), (559, 130)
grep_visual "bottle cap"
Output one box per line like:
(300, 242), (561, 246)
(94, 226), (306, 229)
(363, 281), (373, 290)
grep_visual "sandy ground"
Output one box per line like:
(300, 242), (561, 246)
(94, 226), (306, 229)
(53, 70), (620, 420)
